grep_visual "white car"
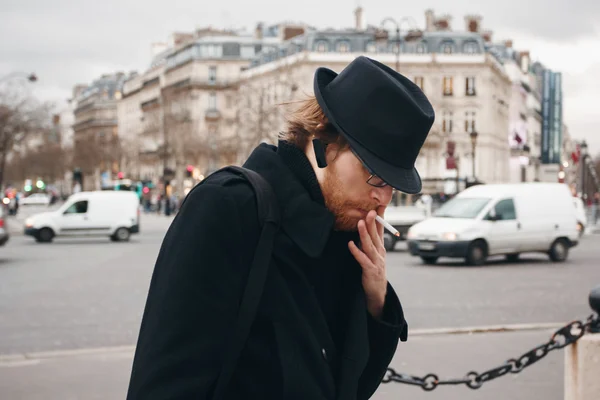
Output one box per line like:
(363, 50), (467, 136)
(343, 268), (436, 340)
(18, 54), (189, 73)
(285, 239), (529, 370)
(19, 193), (50, 206)
(407, 183), (580, 265)
(24, 191), (140, 243)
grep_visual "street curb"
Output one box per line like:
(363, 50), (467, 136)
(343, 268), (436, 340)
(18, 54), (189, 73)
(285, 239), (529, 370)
(0, 345), (135, 364)
(409, 322), (563, 337)
(0, 323), (565, 363)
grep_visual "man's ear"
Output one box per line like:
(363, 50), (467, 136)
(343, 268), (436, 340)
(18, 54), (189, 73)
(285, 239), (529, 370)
(312, 138), (328, 168)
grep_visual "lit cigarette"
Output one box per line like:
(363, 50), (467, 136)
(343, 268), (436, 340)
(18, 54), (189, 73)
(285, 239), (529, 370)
(376, 215), (400, 237)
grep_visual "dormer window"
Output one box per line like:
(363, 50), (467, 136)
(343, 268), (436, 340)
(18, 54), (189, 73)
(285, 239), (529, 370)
(336, 41), (350, 53)
(463, 41), (479, 54)
(440, 42), (455, 54)
(315, 41), (329, 52)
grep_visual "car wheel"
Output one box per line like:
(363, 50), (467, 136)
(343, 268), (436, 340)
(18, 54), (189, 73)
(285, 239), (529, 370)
(37, 228), (54, 243)
(466, 240), (487, 266)
(420, 256), (438, 265)
(506, 253), (520, 262)
(113, 227), (130, 242)
(383, 232), (396, 252)
(549, 239), (569, 262)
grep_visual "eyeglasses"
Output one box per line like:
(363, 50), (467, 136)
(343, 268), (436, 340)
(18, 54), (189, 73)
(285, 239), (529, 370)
(350, 148), (388, 188)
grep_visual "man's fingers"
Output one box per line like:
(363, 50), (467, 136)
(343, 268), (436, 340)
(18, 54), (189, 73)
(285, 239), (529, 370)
(359, 219), (380, 258)
(348, 240), (373, 269)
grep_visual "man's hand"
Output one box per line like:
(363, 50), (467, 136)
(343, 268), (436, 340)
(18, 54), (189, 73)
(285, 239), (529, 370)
(348, 207), (388, 319)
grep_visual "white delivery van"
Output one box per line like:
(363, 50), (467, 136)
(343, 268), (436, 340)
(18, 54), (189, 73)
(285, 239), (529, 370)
(24, 191), (140, 243)
(407, 183), (580, 265)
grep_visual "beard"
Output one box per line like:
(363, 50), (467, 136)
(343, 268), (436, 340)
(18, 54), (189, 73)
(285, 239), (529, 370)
(321, 165), (378, 232)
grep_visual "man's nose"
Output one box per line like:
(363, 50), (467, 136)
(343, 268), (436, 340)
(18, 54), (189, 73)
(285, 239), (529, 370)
(371, 185), (394, 205)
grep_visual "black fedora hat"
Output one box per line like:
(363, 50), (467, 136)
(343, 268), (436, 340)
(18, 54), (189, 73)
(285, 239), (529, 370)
(313, 56), (435, 194)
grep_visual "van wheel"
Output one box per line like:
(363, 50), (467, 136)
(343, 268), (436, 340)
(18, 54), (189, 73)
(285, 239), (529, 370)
(420, 256), (438, 265)
(506, 253), (520, 262)
(383, 232), (396, 252)
(36, 228), (54, 243)
(549, 239), (569, 262)
(113, 227), (130, 242)
(466, 240), (487, 266)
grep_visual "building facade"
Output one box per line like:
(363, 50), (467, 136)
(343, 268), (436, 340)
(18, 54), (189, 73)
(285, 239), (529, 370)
(72, 72), (131, 190)
(239, 9), (513, 195)
(118, 24), (305, 196)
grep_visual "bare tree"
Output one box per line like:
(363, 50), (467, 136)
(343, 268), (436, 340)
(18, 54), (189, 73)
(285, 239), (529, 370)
(234, 63), (300, 162)
(0, 82), (53, 190)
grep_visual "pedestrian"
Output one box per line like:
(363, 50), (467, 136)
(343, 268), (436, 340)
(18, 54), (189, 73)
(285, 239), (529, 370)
(126, 56), (435, 399)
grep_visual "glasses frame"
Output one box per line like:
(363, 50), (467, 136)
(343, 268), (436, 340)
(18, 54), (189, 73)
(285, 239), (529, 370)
(349, 148), (389, 188)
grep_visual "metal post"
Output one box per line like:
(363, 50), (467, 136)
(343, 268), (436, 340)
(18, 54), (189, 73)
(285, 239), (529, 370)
(471, 141), (476, 180)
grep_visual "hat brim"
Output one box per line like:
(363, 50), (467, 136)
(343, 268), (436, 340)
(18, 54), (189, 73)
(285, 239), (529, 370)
(314, 67), (423, 194)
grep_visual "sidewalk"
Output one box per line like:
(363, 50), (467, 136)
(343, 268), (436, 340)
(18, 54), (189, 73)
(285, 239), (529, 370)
(0, 328), (565, 400)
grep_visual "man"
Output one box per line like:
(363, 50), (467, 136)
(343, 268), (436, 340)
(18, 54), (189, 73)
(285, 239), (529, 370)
(127, 56), (435, 399)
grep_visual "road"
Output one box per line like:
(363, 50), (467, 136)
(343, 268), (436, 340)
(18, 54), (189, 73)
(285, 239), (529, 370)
(0, 212), (599, 399)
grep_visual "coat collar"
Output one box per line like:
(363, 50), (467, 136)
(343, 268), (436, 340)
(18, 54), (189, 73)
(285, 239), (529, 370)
(242, 141), (335, 258)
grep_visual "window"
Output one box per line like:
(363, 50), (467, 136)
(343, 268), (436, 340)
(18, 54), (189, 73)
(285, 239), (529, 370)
(208, 92), (217, 110)
(208, 66), (217, 84)
(414, 76), (424, 91)
(465, 111), (476, 133)
(315, 41), (329, 52)
(440, 42), (454, 54)
(64, 200), (88, 215)
(489, 199), (517, 220)
(463, 42), (479, 54)
(336, 41), (350, 53)
(466, 77), (476, 96)
(442, 110), (453, 133)
(366, 41), (377, 53)
(443, 76), (453, 96)
(416, 43), (427, 54)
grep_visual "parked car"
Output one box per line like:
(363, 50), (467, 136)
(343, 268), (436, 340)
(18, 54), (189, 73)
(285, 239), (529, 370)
(407, 183), (580, 265)
(19, 193), (50, 206)
(382, 205), (428, 251)
(24, 191), (140, 243)
(0, 206), (9, 246)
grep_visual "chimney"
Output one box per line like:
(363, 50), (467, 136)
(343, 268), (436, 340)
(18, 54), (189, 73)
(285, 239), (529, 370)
(425, 9), (435, 31)
(255, 22), (264, 39)
(520, 51), (531, 73)
(354, 6), (364, 31)
(435, 14), (452, 31)
(464, 15), (482, 33)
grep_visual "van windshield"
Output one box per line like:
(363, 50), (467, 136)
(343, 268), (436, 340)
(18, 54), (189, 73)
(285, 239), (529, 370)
(434, 197), (491, 219)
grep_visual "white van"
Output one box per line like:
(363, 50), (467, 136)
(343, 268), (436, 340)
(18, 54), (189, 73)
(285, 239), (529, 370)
(407, 183), (580, 265)
(24, 191), (140, 243)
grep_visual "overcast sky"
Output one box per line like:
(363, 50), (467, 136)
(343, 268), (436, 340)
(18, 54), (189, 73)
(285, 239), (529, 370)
(1, 0), (599, 155)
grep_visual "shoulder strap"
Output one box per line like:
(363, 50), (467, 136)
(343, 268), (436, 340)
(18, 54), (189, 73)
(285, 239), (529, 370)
(211, 166), (280, 400)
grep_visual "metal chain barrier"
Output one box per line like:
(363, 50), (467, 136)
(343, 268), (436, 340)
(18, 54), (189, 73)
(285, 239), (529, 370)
(382, 313), (600, 391)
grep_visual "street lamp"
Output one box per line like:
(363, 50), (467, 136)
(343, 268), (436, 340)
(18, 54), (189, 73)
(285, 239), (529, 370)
(470, 131), (479, 180)
(580, 140), (588, 200)
(377, 17), (423, 73)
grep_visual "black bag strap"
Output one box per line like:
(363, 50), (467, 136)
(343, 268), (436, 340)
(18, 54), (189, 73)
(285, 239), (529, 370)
(210, 166), (280, 400)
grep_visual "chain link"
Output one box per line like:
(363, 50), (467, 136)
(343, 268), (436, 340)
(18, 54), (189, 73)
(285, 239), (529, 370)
(383, 313), (600, 391)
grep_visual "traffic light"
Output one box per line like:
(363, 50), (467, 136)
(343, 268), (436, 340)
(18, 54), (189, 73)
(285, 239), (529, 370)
(186, 165), (194, 178)
(36, 180), (45, 189)
(117, 171), (124, 179)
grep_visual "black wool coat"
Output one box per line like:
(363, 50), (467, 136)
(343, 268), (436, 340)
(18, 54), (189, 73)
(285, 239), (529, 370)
(127, 141), (408, 400)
